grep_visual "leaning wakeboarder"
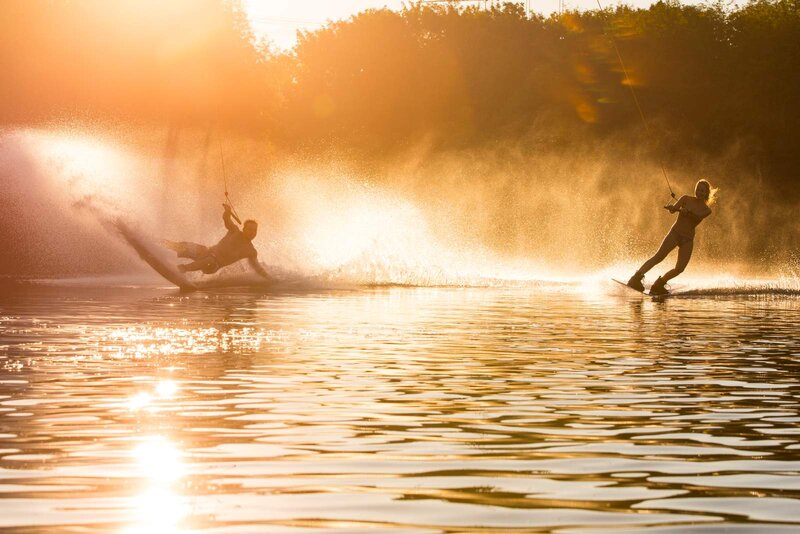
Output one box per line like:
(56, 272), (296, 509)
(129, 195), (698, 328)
(165, 203), (270, 280)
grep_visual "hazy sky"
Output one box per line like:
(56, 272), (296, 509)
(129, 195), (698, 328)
(243, 0), (725, 50)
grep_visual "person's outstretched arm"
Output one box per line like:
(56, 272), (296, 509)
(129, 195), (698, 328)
(222, 204), (239, 231)
(248, 256), (271, 280)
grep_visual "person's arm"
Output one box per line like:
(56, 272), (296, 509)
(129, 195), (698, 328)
(248, 255), (271, 280)
(672, 196), (711, 221)
(664, 195), (687, 213)
(682, 204), (711, 222)
(222, 204), (238, 232)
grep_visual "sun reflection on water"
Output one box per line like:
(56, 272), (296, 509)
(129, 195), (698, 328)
(102, 326), (282, 359)
(156, 379), (178, 398)
(127, 392), (153, 412)
(122, 487), (190, 534)
(4, 288), (800, 532)
(134, 436), (184, 482)
(124, 436), (188, 533)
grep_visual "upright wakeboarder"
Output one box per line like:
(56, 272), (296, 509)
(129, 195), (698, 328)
(626, 179), (717, 295)
(165, 203), (271, 280)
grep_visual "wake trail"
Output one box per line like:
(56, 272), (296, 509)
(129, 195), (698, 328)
(673, 286), (800, 297)
(57, 198), (800, 295)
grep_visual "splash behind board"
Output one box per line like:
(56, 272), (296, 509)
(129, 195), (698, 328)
(115, 220), (197, 291)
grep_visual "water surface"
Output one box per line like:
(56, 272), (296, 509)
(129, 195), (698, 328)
(1, 282), (800, 533)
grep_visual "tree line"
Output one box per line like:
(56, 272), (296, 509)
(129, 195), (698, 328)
(1, 0), (798, 192)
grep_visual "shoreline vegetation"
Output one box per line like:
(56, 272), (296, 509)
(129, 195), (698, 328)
(1, 0), (798, 277)
(2, 1), (798, 187)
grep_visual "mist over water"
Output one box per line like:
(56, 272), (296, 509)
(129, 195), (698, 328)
(1, 125), (798, 293)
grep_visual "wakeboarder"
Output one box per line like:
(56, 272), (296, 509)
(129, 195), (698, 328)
(165, 203), (270, 280)
(627, 179), (717, 295)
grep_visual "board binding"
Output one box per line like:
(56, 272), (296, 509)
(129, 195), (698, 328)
(611, 278), (670, 297)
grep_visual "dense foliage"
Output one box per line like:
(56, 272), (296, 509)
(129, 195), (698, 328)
(1, 0), (798, 189)
(0, 0), (274, 127)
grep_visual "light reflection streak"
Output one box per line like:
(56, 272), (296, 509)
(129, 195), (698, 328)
(121, 487), (190, 534)
(124, 436), (188, 533)
(103, 326), (274, 359)
(156, 380), (178, 398)
(134, 436), (184, 482)
(128, 392), (152, 412)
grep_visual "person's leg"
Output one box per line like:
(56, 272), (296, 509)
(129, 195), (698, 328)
(649, 239), (693, 295)
(629, 232), (679, 290)
(178, 256), (218, 273)
(165, 241), (208, 260)
(661, 239), (694, 283)
(637, 232), (679, 275)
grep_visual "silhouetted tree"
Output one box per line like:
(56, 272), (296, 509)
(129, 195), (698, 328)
(1, 0), (798, 192)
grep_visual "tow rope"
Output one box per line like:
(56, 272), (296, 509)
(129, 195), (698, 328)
(219, 139), (242, 224)
(595, 0), (676, 199)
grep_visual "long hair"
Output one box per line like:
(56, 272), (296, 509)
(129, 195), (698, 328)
(696, 179), (719, 206)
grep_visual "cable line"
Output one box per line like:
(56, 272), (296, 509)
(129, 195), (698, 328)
(219, 138), (242, 224)
(595, 0), (676, 198)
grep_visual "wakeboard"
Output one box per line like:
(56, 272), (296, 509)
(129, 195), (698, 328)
(611, 278), (669, 297)
(115, 220), (198, 291)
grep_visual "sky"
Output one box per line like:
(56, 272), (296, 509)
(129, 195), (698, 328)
(244, 0), (413, 50)
(243, 0), (724, 50)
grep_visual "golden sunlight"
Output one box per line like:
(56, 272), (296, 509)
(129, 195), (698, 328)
(3, 0), (799, 532)
(127, 392), (153, 412)
(156, 380), (179, 398)
(242, 0), (641, 49)
(121, 436), (188, 534)
(23, 130), (128, 198)
(134, 436), (185, 482)
(122, 488), (189, 534)
(243, 0), (404, 49)
(33, 132), (118, 171)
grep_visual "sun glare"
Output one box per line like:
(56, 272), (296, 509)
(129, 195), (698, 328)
(156, 380), (179, 398)
(134, 436), (185, 482)
(121, 436), (188, 534)
(243, 0), (406, 50)
(128, 392), (152, 412)
(122, 487), (189, 534)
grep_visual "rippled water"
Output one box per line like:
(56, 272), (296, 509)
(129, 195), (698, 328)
(1, 281), (800, 533)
